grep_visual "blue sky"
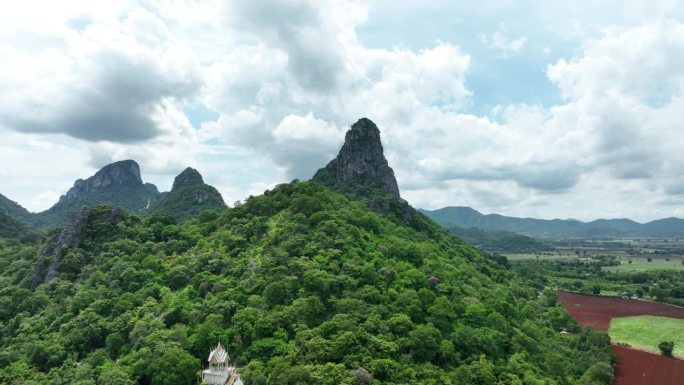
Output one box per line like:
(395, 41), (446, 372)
(1, 0), (684, 221)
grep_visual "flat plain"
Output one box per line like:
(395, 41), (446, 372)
(609, 315), (684, 357)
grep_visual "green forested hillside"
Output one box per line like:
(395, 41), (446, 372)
(0, 212), (40, 243)
(0, 182), (613, 385)
(0, 193), (33, 225)
(445, 225), (545, 253)
(32, 186), (158, 229)
(147, 168), (227, 222)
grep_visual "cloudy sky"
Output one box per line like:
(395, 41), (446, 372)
(1, 0), (684, 222)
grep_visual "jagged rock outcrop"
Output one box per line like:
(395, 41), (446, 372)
(312, 118), (401, 200)
(30, 207), (125, 290)
(59, 160), (145, 202)
(147, 167), (226, 221)
(312, 118), (427, 229)
(33, 160), (160, 228)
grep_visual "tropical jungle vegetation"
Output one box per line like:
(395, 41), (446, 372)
(0, 181), (614, 385)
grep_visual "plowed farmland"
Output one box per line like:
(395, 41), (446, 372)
(613, 345), (684, 385)
(557, 291), (684, 331)
(558, 291), (684, 385)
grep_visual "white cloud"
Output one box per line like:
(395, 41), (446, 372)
(481, 31), (528, 53)
(0, 8), (201, 143)
(1, 0), (684, 222)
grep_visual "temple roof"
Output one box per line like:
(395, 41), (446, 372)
(208, 342), (229, 363)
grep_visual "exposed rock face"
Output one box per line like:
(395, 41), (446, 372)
(144, 183), (160, 196)
(172, 167), (205, 191)
(60, 160), (145, 202)
(193, 189), (211, 204)
(30, 207), (124, 290)
(312, 118), (428, 230)
(312, 118), (400, 199)
(34, 160), (160, 228)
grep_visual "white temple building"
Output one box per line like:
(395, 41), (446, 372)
(202, 342), (242, 385)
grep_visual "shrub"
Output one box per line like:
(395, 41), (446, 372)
(659, 341), (674, 357)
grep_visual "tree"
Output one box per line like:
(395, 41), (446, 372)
(354, 367), (372, 385)
(407, 324), (442, 362)
(98, 362), (135, 385)
(579, 362), (613, 385)
(453, 355), (497, 385)
(592, 285), (601, 295)
(148, 347), (199, 385)
(659, 341), (674, 357)
(106, 333), (126, 359)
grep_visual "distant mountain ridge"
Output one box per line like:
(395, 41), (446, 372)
(420, 206), (684, 238)
(1, 161), (226, 230)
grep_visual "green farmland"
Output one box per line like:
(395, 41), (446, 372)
(603, 257), (684, 272)
(609, 315), (684, 357)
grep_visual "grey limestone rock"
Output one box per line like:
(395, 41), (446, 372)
(313, 117), (400, 199)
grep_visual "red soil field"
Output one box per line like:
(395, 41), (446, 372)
(557, 291), (684, 385)
(557, 291), (684, 331)
(613, 345), (684, 385)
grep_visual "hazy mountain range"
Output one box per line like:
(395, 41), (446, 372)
(420, 206), (684, 239)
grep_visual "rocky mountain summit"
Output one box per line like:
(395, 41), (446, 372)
(33, 160), (160, 228)
(147, 167), (226, 221)
(312, 118), (427, 228)
(59, 160), (152, 202)
(0, 161), (225, 229)
(171, 167), (205, 190)
(313, 117), (401, 200)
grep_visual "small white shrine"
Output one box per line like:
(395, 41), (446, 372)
(202, 342), (242, 385)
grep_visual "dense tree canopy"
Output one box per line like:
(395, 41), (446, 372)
(0, 181), (613, 384)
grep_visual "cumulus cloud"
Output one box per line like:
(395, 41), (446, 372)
(204, 9), (472, 181)
(0, 9), (200, 143)
(271, 113), (344, 178)
(2, 0), (684, 222)
(545, 21), (684, 191)
(225, 0), (363, 94)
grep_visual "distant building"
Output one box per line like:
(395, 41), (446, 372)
(202, 342), (242, 385)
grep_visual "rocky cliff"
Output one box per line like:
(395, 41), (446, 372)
(33, 160), (159, 228)
(312, 118), (427, 228)
(30, 207), (126, 289)
(59, 160), (147, 202)
(312, 118), (401, 200)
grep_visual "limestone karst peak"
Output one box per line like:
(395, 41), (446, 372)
(312, 117), (400, 200)
(172, 167), (205, 191)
